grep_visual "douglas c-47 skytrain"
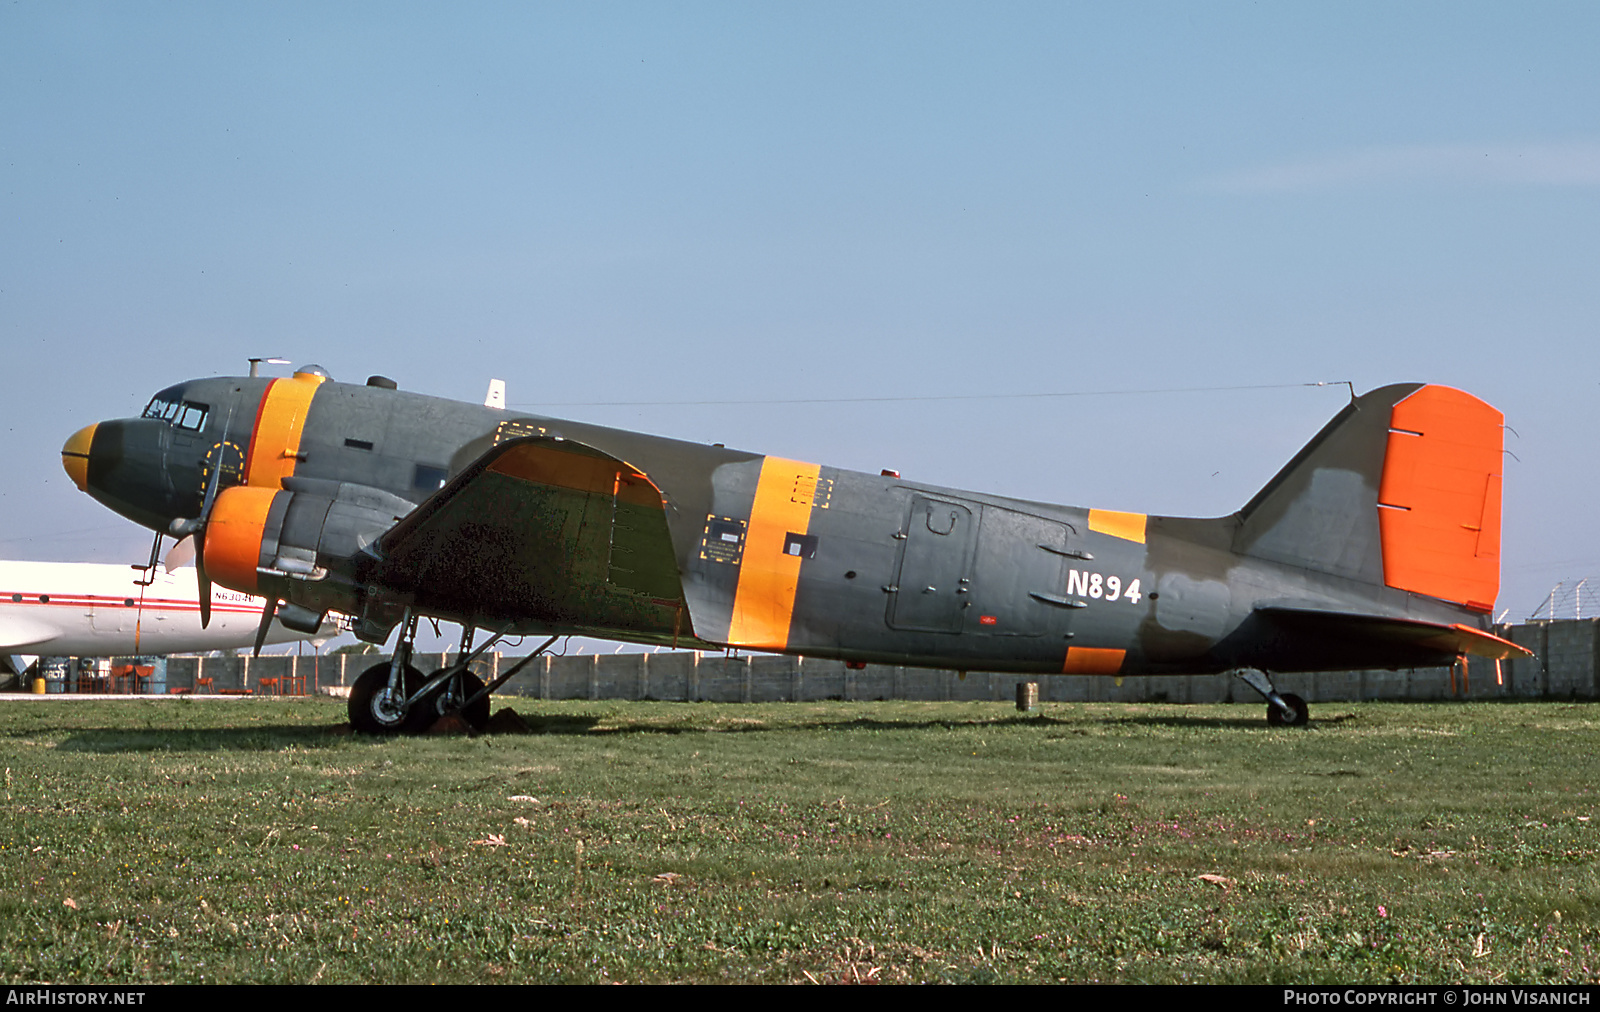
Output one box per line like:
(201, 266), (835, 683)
(62, 366), (1529, 732)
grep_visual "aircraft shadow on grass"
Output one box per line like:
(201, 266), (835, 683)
(54, 723), (363, 753)
(50, 708), (1354, 752)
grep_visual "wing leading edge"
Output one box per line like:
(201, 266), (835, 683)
(373, 435), (708, 646)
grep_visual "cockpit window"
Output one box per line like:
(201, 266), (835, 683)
(142, 391), (208, 431)
(175, 402), (209, 431)
(142, 396), (181, 421)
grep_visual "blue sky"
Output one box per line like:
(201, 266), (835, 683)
(4, 2), (1599, 646)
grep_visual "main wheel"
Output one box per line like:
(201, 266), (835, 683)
(349, 662), (423, 734)
(405, 669), (491, 733)
(1266, 692), (1309, 727)
(454, 671), (491, 731)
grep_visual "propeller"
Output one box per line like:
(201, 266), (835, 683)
(252, 599), (327, 656)
(170, 406), (242, 629)
(170, 440), (229, 628)
(195, 534), (213, 628)
(253, 598), (278, 657)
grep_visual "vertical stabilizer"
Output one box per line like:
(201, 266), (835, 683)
(1232, 383), (1504, 611)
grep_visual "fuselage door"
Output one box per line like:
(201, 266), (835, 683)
(965, 506), (1070, 637)
(887, 495), (976, 633)
(89, 597), (135, 635)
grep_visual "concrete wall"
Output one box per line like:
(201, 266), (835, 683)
(102, 618), (1598, 703)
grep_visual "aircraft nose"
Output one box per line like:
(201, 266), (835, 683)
(61, 423), (98, 492)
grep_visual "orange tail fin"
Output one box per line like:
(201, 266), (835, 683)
(1234, 383), (1504, 613)
(1377, 385), (1503, 612)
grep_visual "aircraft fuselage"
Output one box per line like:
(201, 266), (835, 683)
(64, 371), (1505, 679)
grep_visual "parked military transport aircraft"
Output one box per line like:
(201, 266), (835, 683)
(62, 366), (1528, 731)
(0, 543), (331, 660)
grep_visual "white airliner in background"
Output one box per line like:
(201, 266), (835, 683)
(0, 538), (335, 659)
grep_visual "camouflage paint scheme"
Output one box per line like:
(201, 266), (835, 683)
(62, 371), (1525, 687)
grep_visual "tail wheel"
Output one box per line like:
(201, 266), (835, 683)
(1266, 692), (1309, 727)
(349, 662), (423, 735)
(405, 670), (491, 733)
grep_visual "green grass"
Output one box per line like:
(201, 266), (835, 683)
(0, 697), (1596, 983)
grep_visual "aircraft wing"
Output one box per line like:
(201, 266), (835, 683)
(1255, 605), (1532, 661)
(370, 435), (699, 641)
(0, 615), (61, 652)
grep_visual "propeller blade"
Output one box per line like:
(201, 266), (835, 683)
(187, 408), (240, 633)
(199, 446), (226, 520)
(252, 598), (278, 657)
(195, 528), (212, 629)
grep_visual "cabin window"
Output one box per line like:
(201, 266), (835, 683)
(783, 532), (818, 559)
(413, 464), (448, 492)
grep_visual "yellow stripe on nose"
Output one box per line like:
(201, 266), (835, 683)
(61, 424), (98, 492)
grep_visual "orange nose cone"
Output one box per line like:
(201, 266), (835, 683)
(61, 424), (97, 492)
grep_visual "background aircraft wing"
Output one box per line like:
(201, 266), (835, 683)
(0, 615), (61, 652)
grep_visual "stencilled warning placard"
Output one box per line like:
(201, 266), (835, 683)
(699, 514), (748, 565)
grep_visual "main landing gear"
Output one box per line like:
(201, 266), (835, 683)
(1230, 668), (1309, 727)
(347, 610), (559, 735)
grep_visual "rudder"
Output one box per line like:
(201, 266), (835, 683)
(1376, 385), (1503, 612)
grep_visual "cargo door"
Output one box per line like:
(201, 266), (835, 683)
(887, 496), (976, 633)
(965, 506), (1070, 637)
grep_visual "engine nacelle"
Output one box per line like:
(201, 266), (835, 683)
(202, 485), (277, 595)
(202, 479), (416, 617)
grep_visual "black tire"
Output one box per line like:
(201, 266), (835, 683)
(1266, 692), (1309, 727)
(348, 662), (422, 735)
(405, 669), (491, 733)
(456, 671), (491, 732)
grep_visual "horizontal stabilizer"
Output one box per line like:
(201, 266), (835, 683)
(1256, 605), (1531, 661)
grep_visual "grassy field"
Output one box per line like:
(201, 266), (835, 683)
(0, 695), (1595, 984)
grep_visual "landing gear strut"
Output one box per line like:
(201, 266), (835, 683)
(348, 610), (425, 734)
(349, 661), (423, 734)
(405, 625), (494, 732)
(1231, 668), (1309, 727)
(346, 610), (559, 735)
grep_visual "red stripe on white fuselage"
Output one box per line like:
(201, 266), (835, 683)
(0, 560), (325, 655)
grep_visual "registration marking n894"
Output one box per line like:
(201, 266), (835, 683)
(1066, 569), (1142, 604)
